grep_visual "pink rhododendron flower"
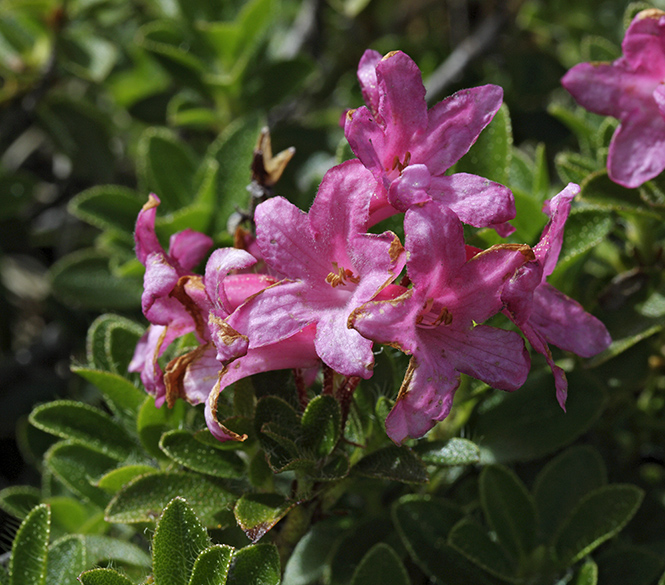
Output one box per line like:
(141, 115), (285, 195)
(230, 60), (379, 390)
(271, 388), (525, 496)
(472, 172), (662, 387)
(226, 160), (405, 379)
(349, 202), (533, 443)
(502, 184), (612, 407)
(345, 50), (515, 233)
(562, 9), (665, 188)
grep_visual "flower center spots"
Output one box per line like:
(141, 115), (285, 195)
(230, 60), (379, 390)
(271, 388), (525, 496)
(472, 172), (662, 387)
(326, 262), (360, 288)
(391, 151), (411, 173)
(416, 297), (453, 328)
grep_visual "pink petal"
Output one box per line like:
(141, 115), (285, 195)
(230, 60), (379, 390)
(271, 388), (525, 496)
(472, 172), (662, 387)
(357, 49), (383, 116)
(204, 248), (257, 314)
(622, 11), (665, 76)
(387, 164), (431, 211)
(535, 183), (578, 277)
(169, 229), (213, 271)
(428, 173), (516, 229)
(385, 356), (459, 444)
(529, 284), (612, 358)
(412, 85), (503, 175)
(135, 195), (163, 265)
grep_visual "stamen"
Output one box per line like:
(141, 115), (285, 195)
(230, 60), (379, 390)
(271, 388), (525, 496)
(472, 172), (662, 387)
(326, 262), (360, 287)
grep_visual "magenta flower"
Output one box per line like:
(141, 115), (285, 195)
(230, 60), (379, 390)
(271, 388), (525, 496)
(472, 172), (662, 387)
(226, 160), (405, 379)
(345, 50), (515, 233)
(502, 184), (612, 407)
(349, 202), (533, 443)
(562, 9), (665, 188)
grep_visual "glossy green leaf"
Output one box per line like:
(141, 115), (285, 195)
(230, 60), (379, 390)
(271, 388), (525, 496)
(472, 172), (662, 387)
(579, 171), (661, 218)
(83, 535), (152, 568)
(226, 544), (281, 585)
(84, 314), (145, 376)
(233, 493), (294, 543)
(554, 485), (644, 565)
(350, 543), (409, 585)
(30, 400), (136, 461)
(555, 151), (599, 185)
(480, 465), (536, 561)
(456, 103), (512, 185)
(448, 519), (517, 582)
(415, 437), (480, 467)
(46, 496), (95, 535)
(159, 430), (245, 478)
(45, 441), (116, 507)
(50, 250), (143, 311)
(72, 367), (146, 424)
(353, 445), (427, 484)
(105, 472), (236, 527)
(282, 518), (347, 585)
(301, 395), (341, 458)
(0, 486), (40, 519)
(137, 396), (187, 461)
(137, 127), (199, 212)
(9, 504), (50, 585)
(153, 497), (210, 585)
(392, 495), (498, 585)
(60, 28), (118, 82)
(46, 535), (86, 585)
(189, 545), (234, 585)
(96, 465), (158, 494)
(596, 547), (664, 585)
(68, 186), (143, 238)
(575, 558), (598, 585)
(206, 114), (264, 234)
(78, 568), (135, 585)
(476, 371), (606, 463)
(533, 445), (607, 540)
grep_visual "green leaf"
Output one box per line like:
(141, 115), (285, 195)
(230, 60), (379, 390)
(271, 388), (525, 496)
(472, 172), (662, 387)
(206, 114), (264, 235)
(83, 535), (152, 568)
(533, 445), (607, 540)
(68, 186), (143, 238)
(456, 103), (512, 186)
(479, 465), (536, 561)
(555, 151), (599, 185)
(301, 395), (341, 458)
(96, 465), (158, 494)
(350, 543), (409, 585)
(10, 504), (50, 585)
(392, 495), (498, 585)
(597, 547), (664, 585)
(415, 437), (480, 467)
(153, 497), (211, 585)
(226, 544), (281, 585)
(554, 485), (644, 566)
(137, 396), (187, 461)
(476, 371), (606, 463)
(159, 430), (246, 479)
(448, 519), (517, 582)
(30, 401), (136, 461)
(105, 472), (236, 527)
(353, 445), (427, 484)
(587, 319), (663, 367)
(84, 314), (145, 376)
(188, 545), (234, 585)
(46, 535), (86, 585)
(45, 441), (116, 507)
(72, 367), (146, 424)
(532, 143), (549, 202)
(137, 127), (199, 212)
(579, 170), (661, 219)
(46, 496), (95, 535)
(233, 493), (295, 543)
(60, 27), (118, 82)
(282, 519), (346, 585)
(575, 558), (598, 585)
(0, 486), (40, 519)
(78, 568), (135, 585)
(50, 251), (142, 311)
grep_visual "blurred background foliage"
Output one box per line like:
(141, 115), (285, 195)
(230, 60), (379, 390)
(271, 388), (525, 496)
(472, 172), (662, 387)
(2, 0), (665, 582)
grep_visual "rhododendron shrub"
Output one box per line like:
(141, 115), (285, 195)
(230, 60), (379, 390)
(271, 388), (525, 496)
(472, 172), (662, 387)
(132, 51), (610, 445)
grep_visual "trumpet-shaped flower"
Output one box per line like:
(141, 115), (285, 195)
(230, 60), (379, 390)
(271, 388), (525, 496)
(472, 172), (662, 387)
(502, 184), (612, 407)
(226, 160), (405, 379)
(562, 9), (665, 188)
(345, 50), (515, 232)
(349, 202), (533, 443)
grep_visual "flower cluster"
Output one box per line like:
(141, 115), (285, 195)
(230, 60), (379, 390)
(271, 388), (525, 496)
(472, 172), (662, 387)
(562, 9), (665, 188)
(131, 50), (611, 444)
